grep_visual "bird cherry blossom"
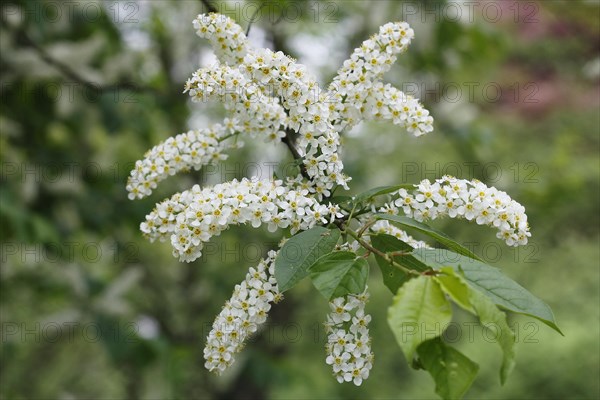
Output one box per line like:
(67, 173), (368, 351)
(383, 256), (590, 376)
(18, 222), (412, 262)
(125, 13), (534, 388)
(204, 250), (282, 373)
(325, 290), (374, 386)
(384, 176), (531, 246)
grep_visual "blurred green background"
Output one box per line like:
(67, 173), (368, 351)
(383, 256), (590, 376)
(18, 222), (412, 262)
(1, 0), (598, 399)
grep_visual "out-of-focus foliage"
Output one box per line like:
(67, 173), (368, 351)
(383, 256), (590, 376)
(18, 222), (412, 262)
(1, 1), (598, 399)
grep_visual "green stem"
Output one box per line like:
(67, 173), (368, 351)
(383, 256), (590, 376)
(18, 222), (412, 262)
(356, 219), (376, 237)
(345, 228), (420, 277)
(346, 202), (358, 227)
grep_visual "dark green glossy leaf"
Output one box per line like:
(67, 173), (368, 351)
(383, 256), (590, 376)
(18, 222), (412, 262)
(435, 267), (515, 383)
(370, 234), (429, 293)
(274, 227), (340, 292)
(417, 337), (479, 400)
(309, 251), (368, 300)
(374, 214), (481, 260)
(414, 248), (562, 335)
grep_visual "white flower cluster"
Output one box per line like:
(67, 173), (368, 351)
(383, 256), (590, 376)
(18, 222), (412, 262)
(193, 13), (250, 65)
(140, 177), (338, 262)
(128, 61), (291, 199)
(126, 125), (234, 200)
(204, 251), (282, 374)
(388, 176), (530, 246)
(127, 15), (433, 202)
(327, 22), (433, 136)
(337, 220), (430, 252)
(369, 220), (432, 249)
(125, 13), (441, 387)
(325, 290), (374, 386)
(184, 64), (287, 142)
(241, 48), (350, 196)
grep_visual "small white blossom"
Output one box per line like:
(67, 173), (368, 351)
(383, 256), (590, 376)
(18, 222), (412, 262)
(325, 288), (374, 386)
(126, 126), (233, 199)
(204, 251), (282, 374)
(391, 176), (531, 246)
(140, 178), (336, 262)
(193, 13), (250, 65)
(369, 220), (432, 249)
(326, 22), (433, 136)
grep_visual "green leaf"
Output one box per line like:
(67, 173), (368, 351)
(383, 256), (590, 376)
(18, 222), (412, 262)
(413, 248), (562, 334)
(329, 195), (352, 206)
(274, 227), (340, 292)
(471, 283), (516, 383)
(309, 251), (368, 300)
(370, 234), (430, 293)
(388, 275), (452, 362)
(352, 185), (412, 205)
(330, 185), (413, 210)
(435, 267), (515, 384)
(434, 268), (474, 313)
(374, 214), (482, 260)
(417, 337), (479, 400)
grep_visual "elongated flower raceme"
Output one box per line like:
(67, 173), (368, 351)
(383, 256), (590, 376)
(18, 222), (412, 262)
(183, 47), (350, 199)
(362, 83), (433, 136)
(241, 48), (350, 196)
(326, 21), (433, 136)
(193, 13), (251, 65)
(126, 124), (235, 200)
(325, 289), (374, 386)
(343, 22), (415, 80)
(125, 13), (450, 386)
(368, 220), (432, 249)
(204, 251), (282, 374)
(340, 219), (431, 251)
(129, 65), (289, 200)
(141, 177), (337, 262)
(184, 64), (287, 142)
(386, 176), (531, 246)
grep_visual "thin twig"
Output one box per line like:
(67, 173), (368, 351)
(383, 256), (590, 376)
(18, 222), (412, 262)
(5, 23), (159, 94)
(200, 0), (218, 13)
(356, 219), (376, 237)
(281, 128), (310, 180)
(346, 228), (421, 276)
(266, 23), (313, 182)
(245, 3), (265, 36)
